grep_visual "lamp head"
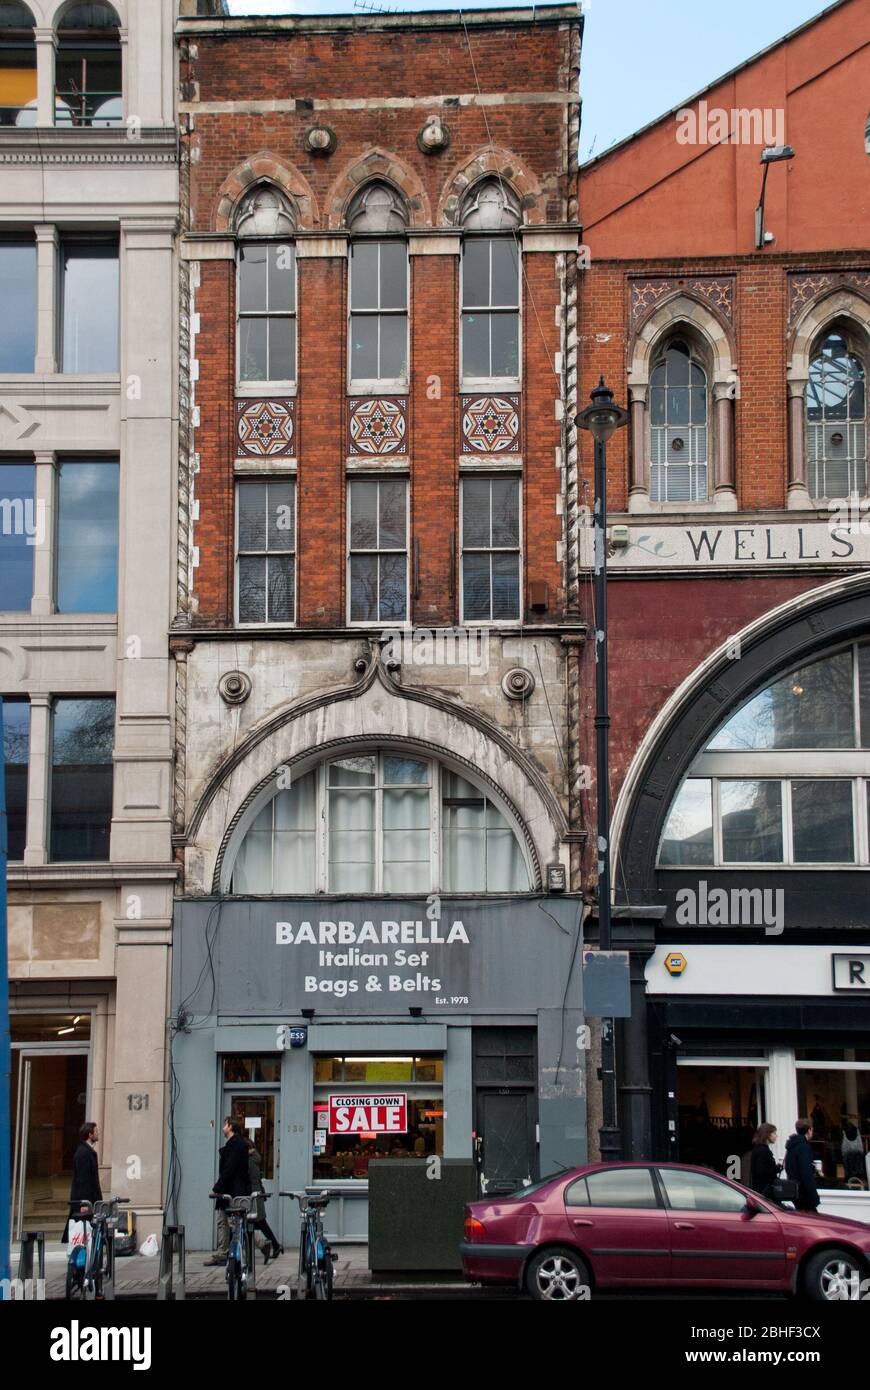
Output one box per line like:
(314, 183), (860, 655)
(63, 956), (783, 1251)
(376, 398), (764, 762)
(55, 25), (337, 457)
(760, 144), (795, 163)
(575, 376), (628, 443)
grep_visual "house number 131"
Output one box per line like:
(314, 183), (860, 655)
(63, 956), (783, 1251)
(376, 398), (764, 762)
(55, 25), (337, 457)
(127, 1093), (149, 1111)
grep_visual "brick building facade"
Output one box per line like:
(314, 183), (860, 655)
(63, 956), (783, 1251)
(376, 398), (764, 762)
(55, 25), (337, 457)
(169, 5), (591, 1246)
(578, 0), (870, 1183)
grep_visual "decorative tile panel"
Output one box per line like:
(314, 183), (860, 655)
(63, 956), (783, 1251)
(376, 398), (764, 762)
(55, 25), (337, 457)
(787, 269), (870, 327)
(348, 396), (408, 456)
(461, 394), (521, 454)
(236, 398), (296, 459)
(629, 275), (734, 327)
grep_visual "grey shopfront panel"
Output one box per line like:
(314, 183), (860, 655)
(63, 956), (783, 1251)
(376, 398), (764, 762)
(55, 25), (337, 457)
(170, 897), (585, 1248)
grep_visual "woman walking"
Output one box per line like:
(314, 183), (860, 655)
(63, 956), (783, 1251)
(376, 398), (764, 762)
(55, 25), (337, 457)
(246, 1138), (283, 1264)
(749, 1122), (782, 1200)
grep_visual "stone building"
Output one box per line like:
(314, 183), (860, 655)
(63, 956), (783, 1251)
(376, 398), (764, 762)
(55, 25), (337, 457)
(1, 0), (178, 1237)
(170, 3), (589, 1246)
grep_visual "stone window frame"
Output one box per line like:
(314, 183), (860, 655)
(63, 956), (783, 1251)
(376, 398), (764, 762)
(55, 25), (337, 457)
(458, 176), (524, 395)
(787, 289), (870, 510)
(233, 473), (297, 629)
(345, 180), (411, 398)
(233, 183), (298, 397)
(345, 472), (411, 628)
(626, 293), (739, 515)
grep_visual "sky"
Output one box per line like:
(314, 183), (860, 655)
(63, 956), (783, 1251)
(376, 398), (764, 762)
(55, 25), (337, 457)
(226, 0), (833, 161)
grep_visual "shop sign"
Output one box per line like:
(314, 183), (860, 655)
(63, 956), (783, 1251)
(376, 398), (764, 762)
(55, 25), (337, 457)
(585, 519), (870, 571)
(328, 1094), (408, 1135)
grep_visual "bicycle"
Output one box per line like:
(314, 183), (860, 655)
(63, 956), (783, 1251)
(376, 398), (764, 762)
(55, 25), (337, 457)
(210, 1193), (256, 1300)
(65, 1197), (129, 1300)
(279, 1189), (337, 1300)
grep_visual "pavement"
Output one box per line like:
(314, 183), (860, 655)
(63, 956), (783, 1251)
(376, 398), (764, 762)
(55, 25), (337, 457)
(34, 1240), (476, 1300)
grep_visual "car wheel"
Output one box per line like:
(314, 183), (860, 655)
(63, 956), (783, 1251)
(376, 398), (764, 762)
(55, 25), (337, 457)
(525, 1247), (590, 1302)
(803, 1246), (866, 1302)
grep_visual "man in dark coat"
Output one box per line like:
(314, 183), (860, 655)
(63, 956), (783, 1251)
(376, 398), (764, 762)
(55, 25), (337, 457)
(784, 1118), (821, 1211)
(204, 1117), (251, 1265)
(64, 1121), (103, 1241)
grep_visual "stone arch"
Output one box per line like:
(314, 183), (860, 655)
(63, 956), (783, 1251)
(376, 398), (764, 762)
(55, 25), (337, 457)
(183, 659), (567, 895)
(438, 146), (544, 227)
(788, 286), (870, 382)
(51, 0), (124, 29)
(610, 570), (870, 902)
(325, 148), (431, 229)
(628, 291), (737, 393)
(214, 152), (319, 233)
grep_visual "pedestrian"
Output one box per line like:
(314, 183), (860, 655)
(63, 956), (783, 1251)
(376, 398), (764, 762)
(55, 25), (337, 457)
(840, 1119), (866, 1183)
(204, 1116), (251, 1266)
(245, 1138), (283, 1265)
(784, 1118), (821, 1212)
(749, 1122), (782, 1200)
(63, 1120), (103, 1242)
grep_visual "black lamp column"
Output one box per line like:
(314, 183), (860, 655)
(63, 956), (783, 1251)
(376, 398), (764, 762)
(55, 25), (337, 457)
(576, 376), (628, 1166)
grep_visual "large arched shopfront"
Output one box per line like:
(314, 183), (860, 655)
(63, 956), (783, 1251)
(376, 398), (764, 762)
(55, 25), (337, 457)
(613, 574), (870, 1191)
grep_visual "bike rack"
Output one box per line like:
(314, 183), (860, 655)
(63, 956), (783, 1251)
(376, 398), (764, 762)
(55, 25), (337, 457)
(17, 1231), (45, 1298)
(102, 1216), (117, 1300)
(245, 1225), (257, 1300)
(157, 1226), (186, 1301)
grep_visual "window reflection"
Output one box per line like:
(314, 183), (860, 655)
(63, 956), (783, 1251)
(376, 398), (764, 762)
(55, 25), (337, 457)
(0, 241), (36, 369)
(2, 699), (29, 860)
(659, 778), (713, 865)
(0, 461), (35, 611)
(710, 650), (854, 750)
(56, 461), (119, 612)
(50, 697), (114, 862)
(61, 241), (119, 373)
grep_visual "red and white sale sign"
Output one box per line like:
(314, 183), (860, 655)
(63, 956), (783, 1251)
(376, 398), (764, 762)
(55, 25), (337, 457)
(328, 1093), (408, 1135)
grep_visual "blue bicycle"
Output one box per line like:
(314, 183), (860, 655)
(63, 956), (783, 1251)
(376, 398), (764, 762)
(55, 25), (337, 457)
(279, 1190), (336, 1300)
(65, 1197), (129, 1300)
(211, 1193), (256, 1300)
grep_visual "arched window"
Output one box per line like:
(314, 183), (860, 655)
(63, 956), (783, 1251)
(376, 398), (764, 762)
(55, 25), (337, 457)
(228, 751), (531, 894)
(235, 185), (297, 388)
(55, 2), (121, 128)
(460, 178), (521, 385)
(347, 182), (408, 389)
(649, 337), (709, 503)
(0, 2), (35, 127)
(658, 642), (870, 867)
(805, 331), (867, 500)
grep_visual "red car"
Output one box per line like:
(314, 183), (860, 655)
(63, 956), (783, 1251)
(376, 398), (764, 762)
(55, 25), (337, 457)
(461, 1162), (870, 1301)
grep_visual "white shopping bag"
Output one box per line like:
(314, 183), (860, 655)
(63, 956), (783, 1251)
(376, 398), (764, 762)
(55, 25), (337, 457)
(139, 1233), (160, 1257)
(68, 1218), (92, 1266)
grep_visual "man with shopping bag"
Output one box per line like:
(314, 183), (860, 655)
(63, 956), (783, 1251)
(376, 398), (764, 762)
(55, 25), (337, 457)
(64, 1121), (103, 1246)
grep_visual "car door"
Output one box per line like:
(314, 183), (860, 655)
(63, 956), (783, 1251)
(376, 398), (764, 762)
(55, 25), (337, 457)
(658, 1167), (787, 1287)
(564, 1167), (672, 1285)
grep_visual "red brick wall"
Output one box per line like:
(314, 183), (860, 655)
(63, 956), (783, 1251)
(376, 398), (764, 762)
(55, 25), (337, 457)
(182, 16), (578, 629)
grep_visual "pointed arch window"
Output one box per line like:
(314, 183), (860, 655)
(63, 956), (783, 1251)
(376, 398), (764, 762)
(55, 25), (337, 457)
(228, 752), (532, 894)
(805, 332), (867, 499)
(235, 185), (297, 388)
(649, 338), (709, 502)
(460, 178), (521, 386)
(658, 642), (870, 867)
(347, 182), (409, 390)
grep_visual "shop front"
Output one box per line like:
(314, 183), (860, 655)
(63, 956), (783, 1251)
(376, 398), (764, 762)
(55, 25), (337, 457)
(170, 896), (585, 1248)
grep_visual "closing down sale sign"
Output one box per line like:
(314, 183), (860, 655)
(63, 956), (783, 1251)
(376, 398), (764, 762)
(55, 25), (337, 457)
(328, 1094), (408, 1135)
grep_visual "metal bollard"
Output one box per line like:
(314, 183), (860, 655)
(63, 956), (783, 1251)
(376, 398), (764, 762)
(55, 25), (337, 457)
(157, 1226), (186, 1301)
(17, 1232), (45, 1299)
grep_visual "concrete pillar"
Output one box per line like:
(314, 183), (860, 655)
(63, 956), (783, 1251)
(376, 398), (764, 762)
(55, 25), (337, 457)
(627, 386), (649, 512)
(33, 29), (56, 128)
(34, 225), (58, 374)
(30, 452), (56, 617)
(766, 1046), (798, 1168)
(23, 693), (50, 865)
(444, 1026), (472, 1159)
(787, 379), (813, 509)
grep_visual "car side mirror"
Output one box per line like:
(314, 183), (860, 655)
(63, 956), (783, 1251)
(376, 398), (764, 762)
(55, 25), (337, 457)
(743, 1199), (761, 1218)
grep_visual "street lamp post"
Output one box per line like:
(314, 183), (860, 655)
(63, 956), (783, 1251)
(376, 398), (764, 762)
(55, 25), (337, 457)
(576, 377), (628, 1166)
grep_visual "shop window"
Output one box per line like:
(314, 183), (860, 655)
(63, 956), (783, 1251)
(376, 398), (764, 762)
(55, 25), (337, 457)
(0, 238), (36, 369)
(0, 460), (35, 612)
(347, 477), (408, 624)
(460, 475), (521, 623)
(460, 179), (521, 385)
(312, 1054), (443, 1183)
(60, 238), (119, 373)
(0, 3), (35, 127)
(2, 698), (29, 861)
(222, 1056), (281, 1084)
(649, 338), (709, 503)
(806, 332), (867, 500)
(56, 460), (119, 612)
(49, 697), (114, 862)
(347, 183), (408, 390)
(795, 1052), (870, 1183)
(228, 753), (531, 894)
(235, 477), (296, 624)
(55, 2), (122, 128)
(236, 187), (296, 388)
(658, 641), (870, 867)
